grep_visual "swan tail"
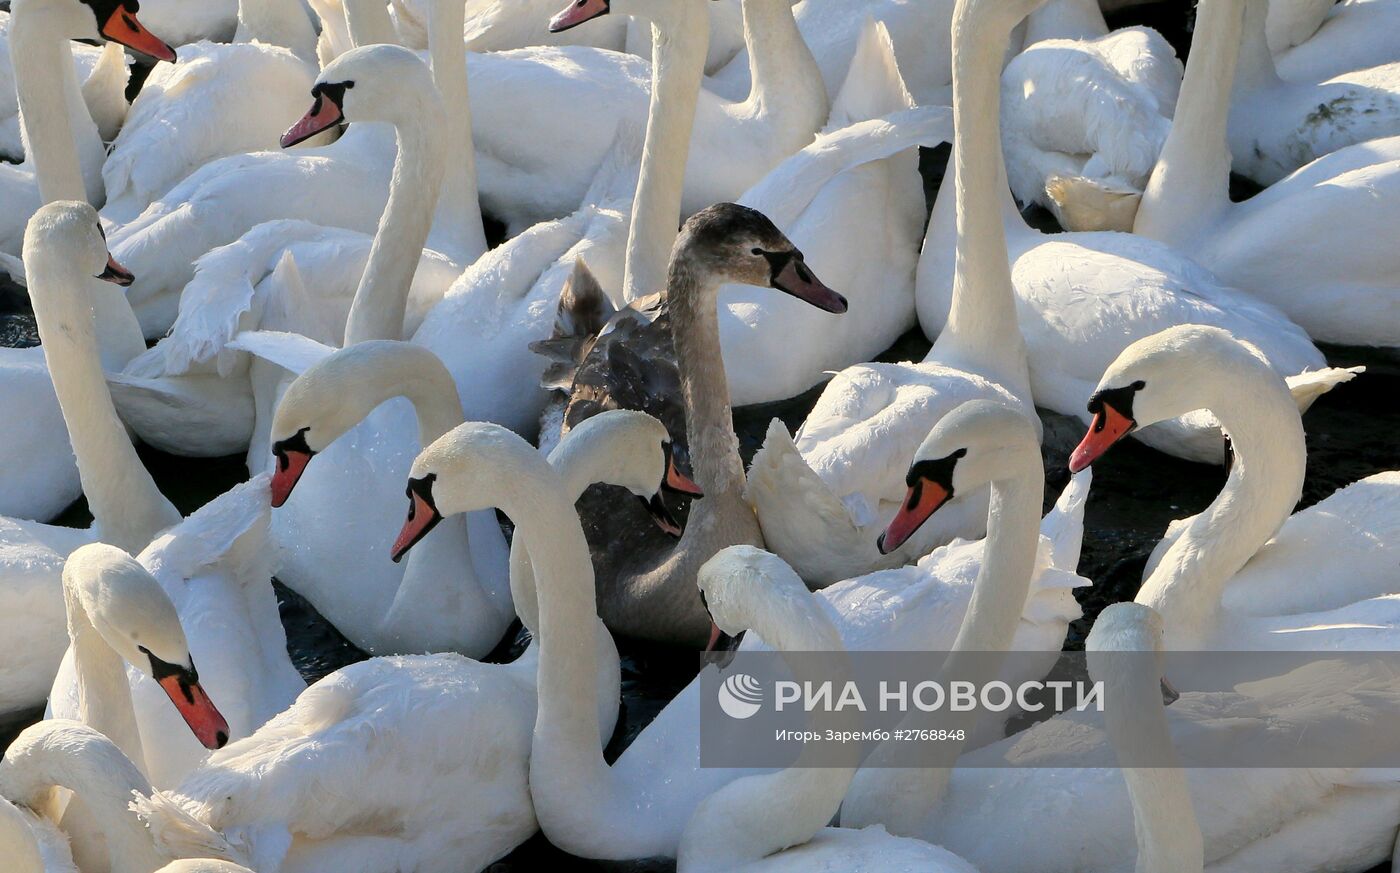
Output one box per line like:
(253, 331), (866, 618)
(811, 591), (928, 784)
(531, 257), (618, 392)
(1040, 469), (1092, 573)
(1285, 366), (1365, 413)
(130, 792), (255, 866)
(746, 419), (876, 586)
(1044, 174), (1144, 233)
(827, 17), (915, 129)
(81, 42), (130, 143)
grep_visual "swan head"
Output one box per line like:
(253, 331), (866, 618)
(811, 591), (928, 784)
(282, 44), (440, 147)
(268, 342), (457, 507)
(1068, 325), (1274, 473)
(23, 201), (134, 288)
(553, 409), (702, 538)
(63, 544), (231, 751)
(549, 0), (711, 33)
(879, 400), (1040, 554)
(674, 203), (847, 314)
(14, 0), (176, 62)
(392, 422), (557, 562)
(698, 545), (838, 653)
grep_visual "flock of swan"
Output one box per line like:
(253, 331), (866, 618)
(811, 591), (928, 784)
(0, 0), (1397, 868)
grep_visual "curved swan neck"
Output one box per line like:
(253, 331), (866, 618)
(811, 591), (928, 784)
(930, 6), (1031, 397)
(734, 0), (825, 122)
(1232, 0), (1282, 94)
(11, 4), (104, 204)
(64, 585), (148, 775)
(343, 0), (399, 47)
(425, 0), (487, 264)
(1099, 643), (1204, 873)
(1023, 0), (1108, 43)
(27, 255), (180, 551)
(0, 725), (164, 873)
(620, 1), (710, 303)
(342, 88), (450, 345)
(1133, 0), (1241, 245)
(1137, 373), (1304, 643)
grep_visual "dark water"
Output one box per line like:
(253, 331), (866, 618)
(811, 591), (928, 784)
(2, 0), (1398, 869)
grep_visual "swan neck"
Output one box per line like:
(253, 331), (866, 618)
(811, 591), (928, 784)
(621, 5), (710, 302)
(343, 0), (399, 47)
(736, 0), (825, 120)
(1100, 646), (1205, 873)
(63, 587), (149, 776)
(28, 259), (180, 550)
(1134, 0), (1240, 244)
(0, 729), (162, 873)
(425, 0), (487, 264)
(668, 261), (746, 502)
(1023, 0), (1109, 43)
(933, 9), (1031, 397)
(1137, 373), (1305, 642)
(1233, 0), (1282, 93)
(343, 101), (449, 345)
(10, 9), (104, 204)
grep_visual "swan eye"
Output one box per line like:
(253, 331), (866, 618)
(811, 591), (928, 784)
(751, 248), (763, 256)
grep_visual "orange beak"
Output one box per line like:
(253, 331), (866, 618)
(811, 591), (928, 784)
(878, 478), (952, 555)
(97, 253), (134, 286)
(391, 488), (442, 563)
(156, 673), (229, 750)
(705, 622), (724, 653)
(1069, 403), (1135, 473)
(281, 92), (344, 148)
(270, 448), (313, 508)
(549, 0), (610, 32)
(664, 458), (704, 498)
(100, 6), (176, 63)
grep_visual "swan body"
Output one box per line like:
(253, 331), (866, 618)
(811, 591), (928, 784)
(1068, 325), (1400, 672)
(129, 0), (238, 48)
(135, 412), (681, 873)
(0, 15), (127, 161)
(1003, 25), (1183, 231)
(1230, 0), (1400, 186)
(1133, 0), (1400, 347)
(0, 794), (76, 873)
(1273, 0), (1400, 83)
(472, 0), (827, 234)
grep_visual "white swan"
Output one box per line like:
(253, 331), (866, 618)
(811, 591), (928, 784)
(743, 0), (1038, 585)
(916, 0), (1352, 462)
(1001, 0), (1183, 231)
(232, 337), (513, 658)
(0, 0), (174, 257)
(1273, 0), (1400, 83)
(677, 545), (981, 873)
(523, 400), (1087, 860)
(472, 0), (827, 240)
(0, 793), (76, 873)
(1228, 0), (1400, 186)
(99, 0), (323, 224)
(1067, 325), (1400, 667)
(0, 15), (127, 161)
(133, 412), (679, 872)
(1132, 0), (1400, 348)
(128, 0), (238, 48)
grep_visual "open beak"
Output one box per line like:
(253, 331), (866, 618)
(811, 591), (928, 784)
(1069, 402), (1135, 473)
(97, 253), (134, 286)
(281, 92), (344, 148)
(549, 0), (610, 32)
(156, 671), (229, 750)
(773, 257), (847, 314)
(662, 457), (703, 498)
(877, 478), (952, 555)
(391, 479), (442, 563)
(100, 6), (176, 63)
(270, 448), (314, 508)
(640, 493), (683, 537)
